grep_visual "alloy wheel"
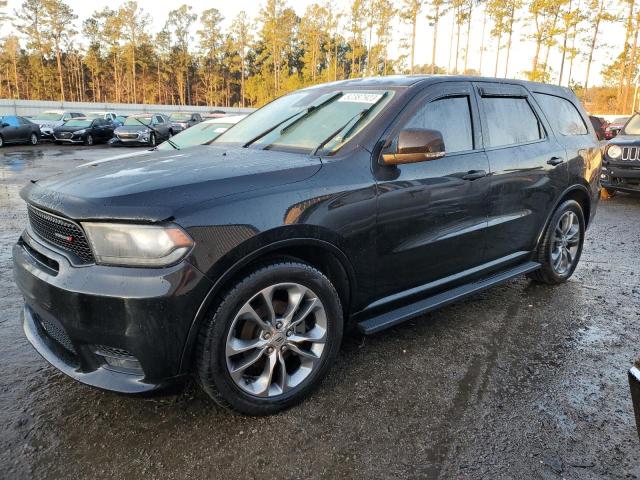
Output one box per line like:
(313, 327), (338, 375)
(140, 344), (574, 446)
(30, 133), (37, 145)
(551, 210), (581, 275)
(225, 282), (327, 398)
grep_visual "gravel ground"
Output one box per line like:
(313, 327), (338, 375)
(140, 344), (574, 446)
(1, 144), (639, 479)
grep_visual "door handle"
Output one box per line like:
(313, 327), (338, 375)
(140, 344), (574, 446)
(547, 156), (565, 166)
(462, 169), (488, 181)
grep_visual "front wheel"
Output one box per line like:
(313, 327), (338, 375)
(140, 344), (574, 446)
(30, 133), (38, 145)
(149, 133), (156, 146)
(0, 135), (4, 147)
(196, 261), (343, 415)
(528, 199), (585, 284)
(85, 134), (94, 146)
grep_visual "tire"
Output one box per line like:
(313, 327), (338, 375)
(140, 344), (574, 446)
(528, 199), (585, 284)
(0, 135), (3, 147)
(196, 261), (343, 415)
(604, 188), (617, 197)
(30, 133), (38, 145)
(149, 133), (156, 146)
(85, 134), (94, 146)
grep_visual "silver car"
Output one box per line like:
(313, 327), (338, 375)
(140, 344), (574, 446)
(30, 110), (85, 139)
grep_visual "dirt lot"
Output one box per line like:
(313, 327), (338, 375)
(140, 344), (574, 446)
(1, 144), (639, 479)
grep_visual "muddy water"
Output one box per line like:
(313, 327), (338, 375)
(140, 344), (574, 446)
(1, 144), (639, 479)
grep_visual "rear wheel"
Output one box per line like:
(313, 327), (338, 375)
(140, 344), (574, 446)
(604, 187), (617, 198)
(528, 200), (585, 284)
(196, 261), (343, 415)
(149, 133), (156, 146)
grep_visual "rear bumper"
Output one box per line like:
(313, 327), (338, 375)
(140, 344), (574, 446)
(13, 232), (213, 393)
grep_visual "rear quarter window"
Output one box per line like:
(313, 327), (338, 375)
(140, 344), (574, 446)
(481, 97), (544, 148)
(534, 93), (588, 136)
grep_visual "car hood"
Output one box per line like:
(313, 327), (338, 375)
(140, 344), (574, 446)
(21, 146), (322, 222)
(115, 125), (150, 134)
(54, 125), (88, 133)
(608, 134), (640, 145)
(32, 119), (62, 127)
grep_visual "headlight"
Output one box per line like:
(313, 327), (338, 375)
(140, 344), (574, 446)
(607, 145), (622, 159)
(82, 223), (194, 267)
(74, 129), (86, 135)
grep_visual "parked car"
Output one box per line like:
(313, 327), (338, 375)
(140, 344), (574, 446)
(30, 110), (85, 139)
(604, 116), (630, 139)
(87, 111), (118, 123)
(0, 115), (41, 147)
(13, 76), (601, 415)
(630, 360), (640, 439)
(589, 115), (608, 141)
(601, 112), (640, 195)
(111, 113), (172, 146)
(169, 112), (203, 133)
(53, 117), (115, 145)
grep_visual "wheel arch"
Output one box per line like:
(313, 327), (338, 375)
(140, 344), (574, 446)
(534, 184), (592, 250)
(179, 237), (356, 373)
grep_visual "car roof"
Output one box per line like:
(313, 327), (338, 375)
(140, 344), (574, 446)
(203, 115), (246, 124)
(303, 74), (574, 96)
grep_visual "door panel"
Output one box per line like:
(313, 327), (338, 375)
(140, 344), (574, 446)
(475, 82), (568, 262)
(374, 82), (491, 300)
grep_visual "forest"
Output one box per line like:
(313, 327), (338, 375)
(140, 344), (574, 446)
(0, 0), (637, 113)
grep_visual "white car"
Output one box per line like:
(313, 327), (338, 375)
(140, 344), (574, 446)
(87, 111), (118, 123)
(30, 110), (85, 139)
(80, 115), (246, 167)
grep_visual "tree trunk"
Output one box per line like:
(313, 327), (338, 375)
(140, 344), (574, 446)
(54, 40), (65, 101)
(431, 6), (440, 74)
(463, 2), (472, 73)
(584, 2), (602, 99)
(410, 12), (417, 73)
(479, 5), (487, 75)
(618, 0), (636, 111)
(504, 9), (515, 77)
(494, 33), (502, 77)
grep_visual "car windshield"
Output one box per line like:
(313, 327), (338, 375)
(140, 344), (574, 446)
(87, 112), (105, 119)
(124, 116), (151, 126)
(157, 122), (235, 151)
(214, 89), (394, 154)
(170, 113), (192, 121)
(622, 114), (640, 135)
(34, 112), (63, 121)
(65, 120), (91, 127)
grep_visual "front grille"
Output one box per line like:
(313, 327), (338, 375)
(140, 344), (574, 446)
(118, 132), (139, 140)
(38, 314), (76, 354)
(622, 146), (640, 161)
(27, 205), (94, 263)
(55, 132), (72, 139)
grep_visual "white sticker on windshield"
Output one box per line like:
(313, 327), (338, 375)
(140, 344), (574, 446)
(338, 93), (383, 104)
(213, 127), (228, 133)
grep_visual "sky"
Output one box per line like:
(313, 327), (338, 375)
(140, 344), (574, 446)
(0, 0), (627, 86)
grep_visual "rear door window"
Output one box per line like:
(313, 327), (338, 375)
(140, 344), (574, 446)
(534, 93), (588, 136)
(405, 96), (474, 153)
(480, 97), (544, 148)
(3, 116), (19, 127)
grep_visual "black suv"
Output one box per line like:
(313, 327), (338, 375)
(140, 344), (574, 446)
(13, 76), (601, 415)
(601, 113), (640, 195)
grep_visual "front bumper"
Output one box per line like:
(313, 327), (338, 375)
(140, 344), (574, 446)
(53, 135), (84, 144)
(601, 164), (640, 193)
(13, 231), (213, 393)
(39, 128), (54, 139)
(629, 366), (640, 439)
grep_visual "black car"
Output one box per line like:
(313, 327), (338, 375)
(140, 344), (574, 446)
(600, 113), (640, 195)
(0, 115), (40, 147)
(53, 117), (115, 145)
(111, 114), (172, 146)
(169, 112), (202, 133)
(13, 76), (601, 415)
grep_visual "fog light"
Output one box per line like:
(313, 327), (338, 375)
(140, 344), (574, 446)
(94, 345), (143, 374)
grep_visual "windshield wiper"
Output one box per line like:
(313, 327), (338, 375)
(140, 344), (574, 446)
(243, 91), (343, 148)
(132, 117), (180, 150)
(312, 92), (389, 156)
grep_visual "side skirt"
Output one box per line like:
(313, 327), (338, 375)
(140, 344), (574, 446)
(357, 261), (541, 335)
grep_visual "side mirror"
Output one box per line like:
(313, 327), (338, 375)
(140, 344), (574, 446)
(1, 122), (9, 128)
(381, 129), (446, 165)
